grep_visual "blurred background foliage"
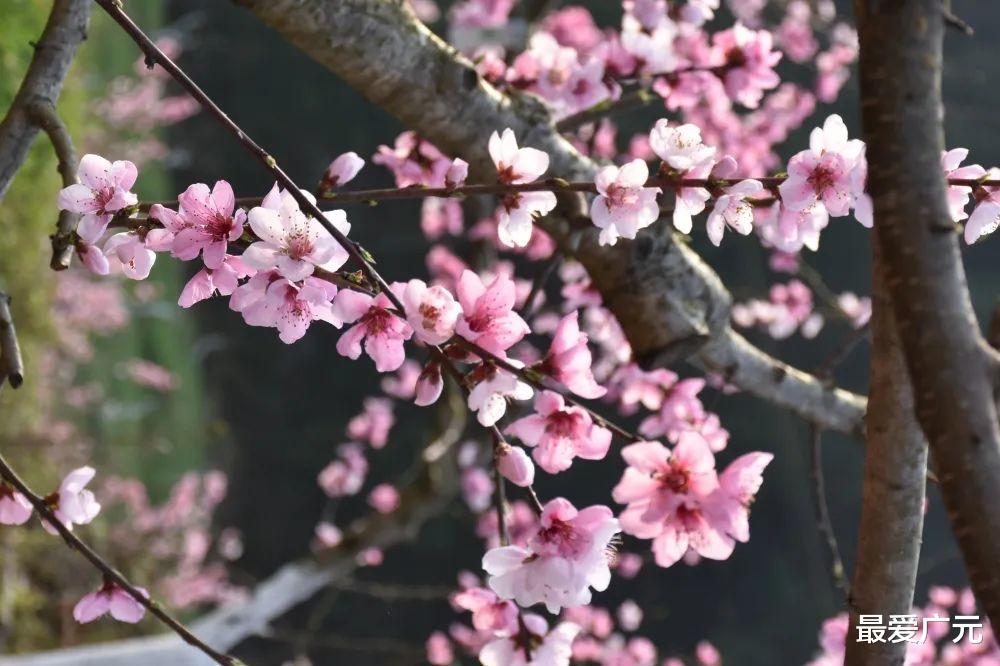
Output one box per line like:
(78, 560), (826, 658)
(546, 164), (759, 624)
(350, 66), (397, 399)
(0, 0), (997, 663)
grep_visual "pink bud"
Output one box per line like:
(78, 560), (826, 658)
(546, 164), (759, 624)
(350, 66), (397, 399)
(0, 483), (32, 525)
(445, 158), (469, 189)
(415, 362), (444, 406)
(313, 522), (343, 549)
(367, 483), (400, 514)
(76, 242), (109, 275)
(426, 631), (454, 666)
(356, 547), (384, 567)
(497, 443), (534, 487)
(322, 151), (365, 190)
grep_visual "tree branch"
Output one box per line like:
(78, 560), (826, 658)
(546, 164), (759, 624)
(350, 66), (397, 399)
(845, 246), (927, 665)
(25, 100), (80, 270)
(233, 0), (866, 435)
(857, 0), (1000, 630)
(0, 0), (89, 202)
(0, 292), (25, 389)
(0, 456), (237, 664)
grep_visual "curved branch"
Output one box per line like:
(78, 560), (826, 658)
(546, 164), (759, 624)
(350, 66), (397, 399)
(25, 100), (80, 270)
(233, 0), (866, 434)
(857, 0), (1000, 629)
(0, 0), (90, 201)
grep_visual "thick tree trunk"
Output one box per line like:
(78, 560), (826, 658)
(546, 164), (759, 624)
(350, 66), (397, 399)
(845, 248), (927, 665)
(856, 0), (1000, 628)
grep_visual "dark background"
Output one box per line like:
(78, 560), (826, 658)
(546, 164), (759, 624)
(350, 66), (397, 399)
(162, 1), (999, 663)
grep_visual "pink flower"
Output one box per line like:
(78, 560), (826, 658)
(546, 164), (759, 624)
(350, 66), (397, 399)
(966, 167), (1000, 244)
(313, 522), (343, 549)
(373, 132), (451, 187)
(482, 497), (619, 612)
(590, 159), (661, 246)
(318, 444), (368, 497)
(446, 158), (469, 189)
(712, 23), (781, 108)
(402, 279), (462, 345)
(838, 292), (872, 329)
(489, 129), (557, 247)
(780, 114), (870, 230)
(73, 580), (147, 624)
(455, 270), (530, 355)
(754, 201), (829, 253)
(610, 364), (683, 414)
(75, 241), (110, 275)
(426, 631), (454, 666)
(467, 363), (533, 427)
(0, 482), (32, 525)
(347, 397), (394, 448)
(451, 0), (515, 28)
(506, 391), (611, 474)
(253, 277), (341, 344)
(534, 312), (606, 399)
(333, 287), (414, 372)
(178, 255), (252, 308)
(103, 232), (156, 280)
(169, 181), (246, 269)
(42, 466), (101, 534)
(941, 148), (985, 223)
(706, 178), (763, 246)
(57, 154), (138, 242)
(415, 361), (445, 406)
(613, 436), (770, 567)
(650, 122), (717, 172)
(496, 442), (535, 487)
(244, 185), (351, 281)
(480, 615), (580, 666)
(453, 586), (518, 634)
(617, 599), (643, 631)
(320, 151), (365, 191)
(380, 359), (421, 399)
(711, 451), (774, 544)
(356, 547), (384, 567)
(367, 483), (400, 514)
(421, 197), (464, 239)
(462, 467), (494, 511)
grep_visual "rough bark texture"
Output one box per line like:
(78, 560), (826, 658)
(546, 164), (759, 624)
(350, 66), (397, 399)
(857, 0), (1000, 629)
(0, 0), (90, 201)
(845, 248), (927, 666)
(234, 0), (866, 435)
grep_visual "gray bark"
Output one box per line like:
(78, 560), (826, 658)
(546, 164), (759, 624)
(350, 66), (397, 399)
(845, 248), (927, 666)
(857, 0), (1000, 629)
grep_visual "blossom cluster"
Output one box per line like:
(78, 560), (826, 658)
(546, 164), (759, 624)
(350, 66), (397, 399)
(40, 1), (1000, 660)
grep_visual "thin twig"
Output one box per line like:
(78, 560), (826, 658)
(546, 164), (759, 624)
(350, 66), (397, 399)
(454, 336), (642, 443)
(556, 88), (657, 132)
(0, 293), (24, 389)
(135, 175), (1000, 211)
(26, 100), (79, 270)
(809, 424), (850, 598)
(0, 455), (240, 665)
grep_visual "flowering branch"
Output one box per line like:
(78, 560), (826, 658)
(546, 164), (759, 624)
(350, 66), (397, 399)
(0, 456), (238, 665)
